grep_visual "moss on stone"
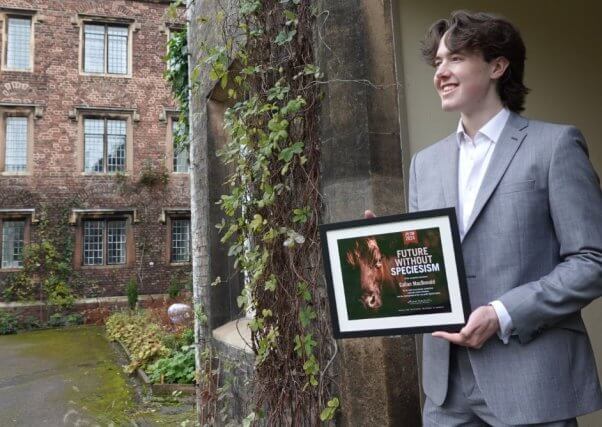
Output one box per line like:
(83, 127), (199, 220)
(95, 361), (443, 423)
(0, 326), (196, 425)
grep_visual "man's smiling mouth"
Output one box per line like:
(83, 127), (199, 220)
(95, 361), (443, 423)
(441, 84), (458, 95)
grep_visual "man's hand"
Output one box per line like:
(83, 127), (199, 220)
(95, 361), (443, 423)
(432, 305), (500, 349)
(364, 210), (376, 219)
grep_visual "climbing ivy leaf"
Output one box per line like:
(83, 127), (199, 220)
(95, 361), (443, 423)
(275, 29), (296, 45)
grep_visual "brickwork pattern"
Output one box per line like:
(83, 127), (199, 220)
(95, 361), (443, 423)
(0, 0), (189, 299)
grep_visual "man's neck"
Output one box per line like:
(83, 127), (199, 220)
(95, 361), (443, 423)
(460, 102), (505, 139)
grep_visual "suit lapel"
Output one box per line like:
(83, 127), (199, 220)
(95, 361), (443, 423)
(440, 134), (459, 211)
(463, 113), (529, 237)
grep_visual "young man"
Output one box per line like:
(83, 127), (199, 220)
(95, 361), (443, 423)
(413, 10), (602, 426)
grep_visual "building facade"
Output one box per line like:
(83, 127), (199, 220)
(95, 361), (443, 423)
(0, 0), (189, 309)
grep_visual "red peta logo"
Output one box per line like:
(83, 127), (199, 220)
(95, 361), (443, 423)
(403, 231), (418, 245)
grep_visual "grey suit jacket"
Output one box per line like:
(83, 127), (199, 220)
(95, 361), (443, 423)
(409, 113), (602, 424)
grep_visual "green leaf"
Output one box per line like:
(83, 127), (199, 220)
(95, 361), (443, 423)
(249, 214), (264, 231)
(299, 307), (317, 328)
(303, 63), (324, 79)
(297, 282), (312, 302)
(220, 73), (228, 89)
(303, 356), (319, 382)
(303, 334), (317, 356)
(281, 97), (306, 115)
(275, 29), (297, 45)
(267, 84), (290, 101)
(284, 10), (298, 26)
(320, 397), (340, 421)
(292, 206), (310, 223)
(264, 275), (277, 292)
(278, 141), (304, 162)
(293, 335), (303, 356)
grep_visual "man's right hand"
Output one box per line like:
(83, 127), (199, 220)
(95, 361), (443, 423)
(364, 210), (376, 219)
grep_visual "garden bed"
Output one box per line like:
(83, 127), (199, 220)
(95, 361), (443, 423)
(113, 337), (196, 396)
(104, 304), (197, 397)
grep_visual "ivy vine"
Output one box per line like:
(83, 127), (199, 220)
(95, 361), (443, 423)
(164, 23), (190, 157)
(165, 0), (339, 424)
(1, 202), (78, 313)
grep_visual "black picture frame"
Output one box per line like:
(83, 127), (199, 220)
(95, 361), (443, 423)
(319, 208), (470, 339)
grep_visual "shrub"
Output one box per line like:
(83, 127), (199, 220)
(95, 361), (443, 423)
(45, 278), (75, 311)
(65, 313), (84, 326)
(48, 313), (65, 327)
(161, 332), (179, 351)
(167, 273), (192, 299)
(1, 273), (37, 302)
(180, 327), (195, 346)
(167, 277), (183, 299)
(0, 311), (18, 335)
(161, 327), (195, 351)
(146, 345), (196, 384)
(126, 277), (138, 311)
(106, 311), (170, 373)
(21, 315), (42, 330)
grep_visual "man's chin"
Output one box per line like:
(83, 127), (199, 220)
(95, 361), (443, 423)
(440, 102), (458, 112)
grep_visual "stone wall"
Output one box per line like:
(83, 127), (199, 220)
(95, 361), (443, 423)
(316, 1), (421, 425)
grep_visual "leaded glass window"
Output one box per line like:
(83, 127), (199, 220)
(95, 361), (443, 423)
(107, 220), (126, 264)
(83, 220), (104, 265)
(1, 220), (25, 269)
(84, 24), (128, 74)
(83, 219), (127, 266)
(107, 120), (126, 172)
(83, 24), (105, 73)
(172, 120), (189, 173)
(4, 117), (28, 172)
(6, 17), (31, 70)
(107, 26), (128, 74)
(84, 118), (126, 173)
(171, 218), (190, 263)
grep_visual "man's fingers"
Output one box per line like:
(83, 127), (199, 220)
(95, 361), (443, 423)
(462, 307), (485, 335)
(460, 321), (476, 336)
(432, 331), (466, 346)
(364, 210), (376, 219)
(460, 321), (483, 338)
(433, 329), (485, 348)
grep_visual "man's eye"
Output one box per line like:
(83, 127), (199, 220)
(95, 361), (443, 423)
(451, 56), (462, 62)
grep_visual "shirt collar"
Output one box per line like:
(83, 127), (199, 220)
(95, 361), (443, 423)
(456, 108), (511, 147)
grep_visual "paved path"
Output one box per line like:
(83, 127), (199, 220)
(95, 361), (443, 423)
(0, 326), (195, 426)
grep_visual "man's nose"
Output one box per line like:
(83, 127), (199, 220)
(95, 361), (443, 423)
(434, 63), (449, 80)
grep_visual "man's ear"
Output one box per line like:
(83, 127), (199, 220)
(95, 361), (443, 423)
(490, 56), (510, 80)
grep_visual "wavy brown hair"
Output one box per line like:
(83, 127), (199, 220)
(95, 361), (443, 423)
(421, 10), (530, 113)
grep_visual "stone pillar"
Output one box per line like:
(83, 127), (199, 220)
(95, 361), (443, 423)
(316, 0), (421, 425)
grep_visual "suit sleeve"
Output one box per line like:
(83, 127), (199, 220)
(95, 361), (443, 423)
(498, 126), (602, 344)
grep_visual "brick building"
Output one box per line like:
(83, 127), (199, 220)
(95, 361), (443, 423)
(0, 0), (189, 310)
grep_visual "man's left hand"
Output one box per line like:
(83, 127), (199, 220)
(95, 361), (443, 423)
(432, 305), (500, 349)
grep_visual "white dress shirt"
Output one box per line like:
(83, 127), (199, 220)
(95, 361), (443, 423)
(456, 108), (513, 343)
